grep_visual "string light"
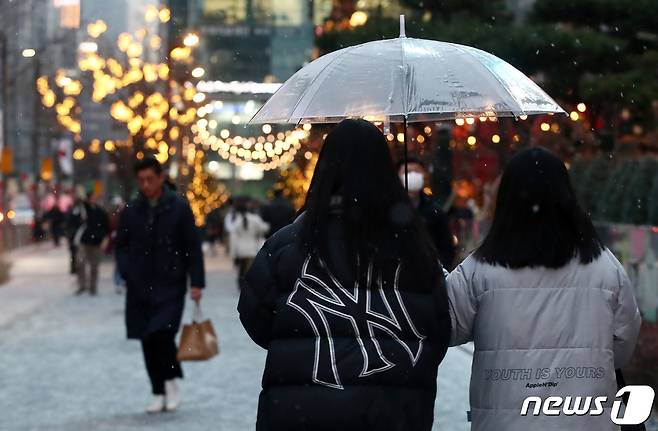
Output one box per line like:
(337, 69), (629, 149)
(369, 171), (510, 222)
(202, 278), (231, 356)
(193, 119), (307, 171)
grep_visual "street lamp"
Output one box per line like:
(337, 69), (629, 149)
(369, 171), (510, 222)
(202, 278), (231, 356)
(79, 42), (98, 54)
(22, 49), (36, 58)
(183, 33), (200, 48)
(191, 67), (205, 78)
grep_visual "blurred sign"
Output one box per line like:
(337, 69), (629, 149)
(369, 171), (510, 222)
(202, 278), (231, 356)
(54, 138), (73, 176)
(93, 180), (103, 198)
(197, 81), (281, 94)
(40, 158), (54, 181)
(1, 147), (12, 174)
(236, 164), (264, 181)
(201, 25), (273, 37)
(53, 0), (79, 6)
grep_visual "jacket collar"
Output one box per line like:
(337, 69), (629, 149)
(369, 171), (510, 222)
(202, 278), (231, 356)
(136, 186), (176, 213)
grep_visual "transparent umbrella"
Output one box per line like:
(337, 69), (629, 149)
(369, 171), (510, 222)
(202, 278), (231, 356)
(250, 16), (565, 185)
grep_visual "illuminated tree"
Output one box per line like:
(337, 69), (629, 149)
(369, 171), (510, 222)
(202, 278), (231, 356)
(35, 69), (83, 136)
(271, 152), (318, 210)
(186, 150), (230, 226)
(78, 7), (202, 166)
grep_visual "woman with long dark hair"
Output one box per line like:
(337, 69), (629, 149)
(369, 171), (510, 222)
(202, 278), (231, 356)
(225, 196), (269, 290)
(239, 119), (451, 430)
(447, 147), (641, 431)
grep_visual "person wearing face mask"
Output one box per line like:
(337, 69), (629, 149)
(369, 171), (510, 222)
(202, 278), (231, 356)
(398, 157), (456, 270)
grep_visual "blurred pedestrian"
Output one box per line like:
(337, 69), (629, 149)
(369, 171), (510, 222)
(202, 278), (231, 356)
(204, 206), (224, 256)
(65, 193), (86, 275)
(116, 156), (205, 414)
(446, 147), (641, 431)
(238, 119), (451, 430)
(397, 157), (456, 270)
(43, 204), (64, 247)
(107, 196), (126, 294)
(224, 197), (269, 290)
(261, 188), (295, 238)
(74, 191), (110, 295)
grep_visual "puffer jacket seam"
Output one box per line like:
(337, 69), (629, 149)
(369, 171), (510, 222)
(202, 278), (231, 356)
(474, 285), (616, 300)
(475, 347), (613, 352)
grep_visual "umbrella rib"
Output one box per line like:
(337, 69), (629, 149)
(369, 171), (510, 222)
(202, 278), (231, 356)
(288, 44), (363, 123)
(400, 38), (408, 118)
(447, 43), (527, 116)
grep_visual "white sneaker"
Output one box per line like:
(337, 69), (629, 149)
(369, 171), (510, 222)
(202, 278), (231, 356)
(145, 395), (166, 414)
(165, 379), (180, 411)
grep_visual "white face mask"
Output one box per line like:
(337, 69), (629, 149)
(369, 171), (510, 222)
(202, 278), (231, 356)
(400, 171), (424, 192)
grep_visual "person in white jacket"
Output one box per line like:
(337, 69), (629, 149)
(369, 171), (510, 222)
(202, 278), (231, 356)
(446, 147), (641, 431)
(224, 197), (269, 290)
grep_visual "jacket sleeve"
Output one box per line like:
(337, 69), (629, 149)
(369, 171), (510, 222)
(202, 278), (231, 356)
(238, 241), (277, 349)
(182, 201), (206, 288)
(612, 261), (642, 368)
(115, 207), (130, 279)
(446, 259), (477, 346)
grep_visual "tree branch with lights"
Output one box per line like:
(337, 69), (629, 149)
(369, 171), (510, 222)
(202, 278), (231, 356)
(77, 6), (203, 168)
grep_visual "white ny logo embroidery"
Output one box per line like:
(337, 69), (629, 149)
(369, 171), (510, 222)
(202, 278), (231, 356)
(287, 255), (425, 389)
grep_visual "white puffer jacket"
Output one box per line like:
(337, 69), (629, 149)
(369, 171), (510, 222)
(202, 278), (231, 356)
(447, 248), (641, 431)
(225, 211), (269, 259)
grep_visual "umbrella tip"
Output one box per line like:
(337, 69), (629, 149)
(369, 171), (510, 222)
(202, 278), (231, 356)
(399, 15), (406, 38)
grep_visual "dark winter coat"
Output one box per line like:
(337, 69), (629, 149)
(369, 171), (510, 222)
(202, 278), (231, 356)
(79, 203), (110, 246)
(116, 187), (205, 339)
(238, 217), (451, 431)
(416, 192), (455, 269)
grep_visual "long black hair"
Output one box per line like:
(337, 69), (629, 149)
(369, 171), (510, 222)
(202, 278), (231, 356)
(233, 196), (249, 230)
(300, 119), (439, 291)
(475, 146), (604, 268)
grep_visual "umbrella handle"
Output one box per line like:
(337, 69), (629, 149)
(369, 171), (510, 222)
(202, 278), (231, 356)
(400, 17), (408, 185)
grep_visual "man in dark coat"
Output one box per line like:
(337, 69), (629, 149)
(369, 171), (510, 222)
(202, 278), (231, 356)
(116, 156), (205, 414)
(260, 189), (295, 238)
(398, 157), (456, 270)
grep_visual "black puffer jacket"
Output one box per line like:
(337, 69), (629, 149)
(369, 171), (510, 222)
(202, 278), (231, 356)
(239, 217), (451, 431)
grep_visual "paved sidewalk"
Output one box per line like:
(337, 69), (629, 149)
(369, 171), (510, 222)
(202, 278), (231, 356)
(0, 243), (75, 329)
(0, 246), (472, 431)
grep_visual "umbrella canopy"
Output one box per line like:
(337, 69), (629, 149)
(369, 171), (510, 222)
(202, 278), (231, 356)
(251, 16), (565, 125)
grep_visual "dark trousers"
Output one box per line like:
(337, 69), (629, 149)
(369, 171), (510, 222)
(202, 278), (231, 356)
(69, 242), (77, 274)
(141, 330), (183, 395)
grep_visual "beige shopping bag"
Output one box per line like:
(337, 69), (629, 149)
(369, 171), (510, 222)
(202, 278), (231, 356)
(177, 303), (219, 361)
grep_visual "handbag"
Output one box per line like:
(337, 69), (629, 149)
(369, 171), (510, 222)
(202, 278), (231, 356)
(616, 369), (647, 431)
(177, 303), (219, 361)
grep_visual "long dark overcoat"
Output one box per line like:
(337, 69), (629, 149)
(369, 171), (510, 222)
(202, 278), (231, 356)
(116, 188), (205, 339)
